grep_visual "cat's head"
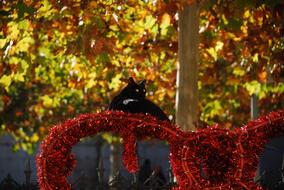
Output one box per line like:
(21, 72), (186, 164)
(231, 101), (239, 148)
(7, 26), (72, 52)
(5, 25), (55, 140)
(122, 77), (146, 99)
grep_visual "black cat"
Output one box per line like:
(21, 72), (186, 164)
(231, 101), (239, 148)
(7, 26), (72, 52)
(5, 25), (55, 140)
(109, 77), (169, 121)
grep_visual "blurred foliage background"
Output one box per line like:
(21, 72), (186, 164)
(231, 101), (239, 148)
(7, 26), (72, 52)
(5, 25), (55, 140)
(0, 0), (283, 153)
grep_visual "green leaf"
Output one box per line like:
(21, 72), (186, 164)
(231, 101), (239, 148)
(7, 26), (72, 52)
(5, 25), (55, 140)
(95, 16), (106, 29)
(18, 20), (29, 30)
(227, 18), (242, 31)
(109, 73), (122, 90)
(39, 46), (51, 57)
(15, 1), (36, 18)
(97, 52), (110, 63)
(202, 100), (224, 120)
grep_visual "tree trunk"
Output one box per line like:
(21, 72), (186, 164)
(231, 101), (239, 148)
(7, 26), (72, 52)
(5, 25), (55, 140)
(176, 2), (199, 131)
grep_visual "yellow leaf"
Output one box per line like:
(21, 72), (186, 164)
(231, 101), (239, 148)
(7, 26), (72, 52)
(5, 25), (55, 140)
(21, 60), (29, 72)
(110, 74), (122, 90)
(14, 36), (34, 53)
(244, 80), (261, 95)
(13, 143), (21, 152)
(8, 22), (20, 40)
(215, 41), (224, 51)
(86, 79), (96, 89)
(0, 74), (12, 91)
(0, 39), (7, 49)
(206, 47), (217, 61)
(31, 134), (39, 142)
(1, 124), (6, 130)
(244, 10), (250, 19)
(241, 26), (248, 35)
(42, 95), (53, 108)
(14, 72), (25, 82)
(36, 0), (53, 18)
(161, 13), (171, 26)
(160, 13), (171, 36)
(252, 53), (259, 63)
(18, 20), (30, 31)
(144, 15), (156, 29)
(233, 67), (245, 76)
(227, 32), (241, 41)
(222, 14), (228, 25)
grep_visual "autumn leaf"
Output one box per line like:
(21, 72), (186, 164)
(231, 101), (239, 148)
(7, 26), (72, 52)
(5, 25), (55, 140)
(0, 0), (283, 153)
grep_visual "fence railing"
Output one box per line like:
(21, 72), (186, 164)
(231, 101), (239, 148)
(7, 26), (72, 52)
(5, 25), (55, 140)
(0, 173), (38, 190)
(0, 158), (176, 190)
(71, 158), (176, 190)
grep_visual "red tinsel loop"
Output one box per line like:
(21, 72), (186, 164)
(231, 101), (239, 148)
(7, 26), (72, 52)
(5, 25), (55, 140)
(36, 109), (284, 190)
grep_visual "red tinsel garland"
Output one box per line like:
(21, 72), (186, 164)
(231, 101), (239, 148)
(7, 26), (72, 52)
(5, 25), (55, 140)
(36, 109), (284, 190)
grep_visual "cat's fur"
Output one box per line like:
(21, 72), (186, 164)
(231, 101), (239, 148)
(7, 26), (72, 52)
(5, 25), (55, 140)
(109, 78), (169, 121)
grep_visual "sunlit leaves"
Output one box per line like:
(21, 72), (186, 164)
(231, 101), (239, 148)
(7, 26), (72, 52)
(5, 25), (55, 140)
(0, 75), (12, 91)
(36, 0), (53, 18)
(14, 1), (36, 19)
(0, 0), (283, 152)
(198, 0), (284, 126)
(109, 73), (122, 90)
(201, 100), (224, 124)
(244, 80), (261, 95)
(232, 67), (245, 77)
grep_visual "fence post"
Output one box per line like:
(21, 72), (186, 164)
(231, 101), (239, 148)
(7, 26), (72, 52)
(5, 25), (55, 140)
(168, 167), (174, 184)
(132, 173), (139, 189)
(109, 142), (121, 182)
(0, 174), (20, 189)
(24, 158), (31, 188)
(97, 158), (104, 190)
(251, 93), (259, 119)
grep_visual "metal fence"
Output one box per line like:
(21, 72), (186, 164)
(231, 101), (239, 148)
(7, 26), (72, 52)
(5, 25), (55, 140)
(71, 165), (176, 190)
(0, 158), (176, 190)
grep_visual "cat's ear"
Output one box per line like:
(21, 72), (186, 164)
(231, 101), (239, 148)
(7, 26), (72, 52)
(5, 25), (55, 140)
(139, 80), (146, 86)
(128, 77), (136, 85)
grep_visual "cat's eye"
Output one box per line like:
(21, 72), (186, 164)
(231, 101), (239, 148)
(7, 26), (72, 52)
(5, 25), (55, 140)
(135, 89), (139, 92)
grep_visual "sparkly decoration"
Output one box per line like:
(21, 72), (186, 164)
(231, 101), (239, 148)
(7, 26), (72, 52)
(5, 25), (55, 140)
(36, 109), (284, 190)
